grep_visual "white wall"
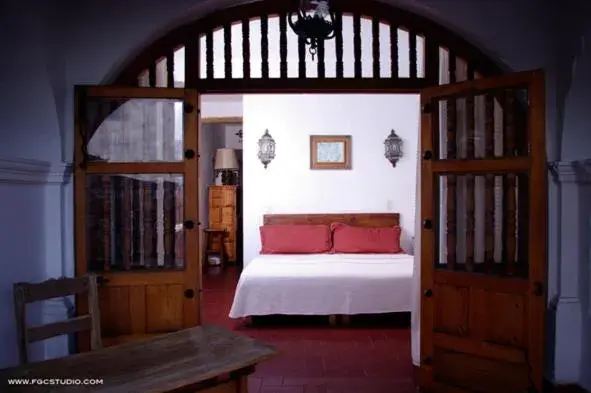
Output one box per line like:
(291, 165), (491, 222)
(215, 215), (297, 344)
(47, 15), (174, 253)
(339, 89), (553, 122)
(223, 124), (243, 150)
(201, 95), (243, 118)
(242, 94), (419, 265)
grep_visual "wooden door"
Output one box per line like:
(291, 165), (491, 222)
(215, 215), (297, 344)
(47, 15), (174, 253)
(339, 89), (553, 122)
(74, 86), (201, 349)
(419, 70), (547, 393)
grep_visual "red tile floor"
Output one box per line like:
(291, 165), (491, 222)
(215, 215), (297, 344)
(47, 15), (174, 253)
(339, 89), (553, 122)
(202, 266), (417, 393)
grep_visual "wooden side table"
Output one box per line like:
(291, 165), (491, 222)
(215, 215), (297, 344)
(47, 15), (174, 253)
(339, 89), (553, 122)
(203, 228), (228, 270)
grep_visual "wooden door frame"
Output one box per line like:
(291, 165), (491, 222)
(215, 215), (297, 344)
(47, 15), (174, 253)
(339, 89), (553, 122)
(73, 78), (550, 389)
(417, 69), (547, 392)
(74, 86), (201, 349)
(202, 116), (242, 124)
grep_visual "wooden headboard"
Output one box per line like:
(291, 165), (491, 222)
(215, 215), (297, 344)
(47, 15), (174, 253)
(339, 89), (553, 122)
(263, 213), (400, 227)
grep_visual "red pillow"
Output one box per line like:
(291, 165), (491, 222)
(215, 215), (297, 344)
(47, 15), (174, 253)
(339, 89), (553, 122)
(331, 223), (403, 254)
(260, 224), (332, 254)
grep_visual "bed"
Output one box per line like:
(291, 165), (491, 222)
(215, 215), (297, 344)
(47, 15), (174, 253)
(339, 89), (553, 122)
(229, 213), (414, 319)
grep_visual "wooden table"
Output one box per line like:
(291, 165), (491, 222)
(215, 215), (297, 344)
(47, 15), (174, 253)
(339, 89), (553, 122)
(0, 325), (277, 393)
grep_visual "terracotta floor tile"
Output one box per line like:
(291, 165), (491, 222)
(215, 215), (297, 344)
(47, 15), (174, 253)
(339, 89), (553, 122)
(202, 267), (415, 393)
(283, 377), (325, 387)
(261, 376), (284, 386)
(248, 376), (262, 393)
(260, 386), (305, 393)
(304, 385), (328, 393)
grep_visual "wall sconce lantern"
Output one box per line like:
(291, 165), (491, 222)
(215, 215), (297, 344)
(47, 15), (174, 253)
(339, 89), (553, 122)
(384, 129), (404, 167)
(257, 129), (276, 169)
(289, 0), (337, 60)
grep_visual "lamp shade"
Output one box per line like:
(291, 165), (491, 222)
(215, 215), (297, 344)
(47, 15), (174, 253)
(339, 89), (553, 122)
(214, 148), (239, 170)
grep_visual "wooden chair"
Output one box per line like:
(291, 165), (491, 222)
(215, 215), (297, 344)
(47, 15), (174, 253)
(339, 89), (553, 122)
(13, 274), (102, 364)
(203, 228), (228, 271)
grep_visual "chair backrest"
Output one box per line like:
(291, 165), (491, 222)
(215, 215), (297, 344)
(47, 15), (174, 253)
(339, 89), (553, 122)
(13, 274), (102, 364)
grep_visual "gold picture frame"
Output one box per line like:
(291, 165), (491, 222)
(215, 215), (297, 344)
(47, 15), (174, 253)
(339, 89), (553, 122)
(310, 135), (352, 170)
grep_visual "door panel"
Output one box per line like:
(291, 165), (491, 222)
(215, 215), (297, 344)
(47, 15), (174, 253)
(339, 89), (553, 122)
(419, 70), (546, 393)
(433, 348), (530, 393)
(74, 86), (200, 349)
(85, 174), (185, 270)
(84, 97), (184, 163)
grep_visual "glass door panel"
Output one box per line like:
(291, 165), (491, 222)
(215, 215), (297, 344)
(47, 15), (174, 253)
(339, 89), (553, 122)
(84, 98), (184, 163)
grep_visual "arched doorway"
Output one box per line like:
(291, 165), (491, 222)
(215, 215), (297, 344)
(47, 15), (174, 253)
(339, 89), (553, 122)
(112, 0), (504, 91)
(74, 1), (547, 392)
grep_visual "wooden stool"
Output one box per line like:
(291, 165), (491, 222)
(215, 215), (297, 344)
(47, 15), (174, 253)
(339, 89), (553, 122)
(203, 228), (227, 270)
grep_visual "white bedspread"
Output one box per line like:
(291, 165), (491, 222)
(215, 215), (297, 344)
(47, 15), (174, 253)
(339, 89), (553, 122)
(229, 253), (414, 318)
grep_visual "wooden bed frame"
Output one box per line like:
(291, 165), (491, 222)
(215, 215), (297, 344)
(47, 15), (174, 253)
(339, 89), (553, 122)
(261, 212), (402, 326)
(263, 213), (400, 227)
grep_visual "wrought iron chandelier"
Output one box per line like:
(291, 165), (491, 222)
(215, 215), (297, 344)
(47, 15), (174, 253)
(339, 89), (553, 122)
(288, 0), (337, 60)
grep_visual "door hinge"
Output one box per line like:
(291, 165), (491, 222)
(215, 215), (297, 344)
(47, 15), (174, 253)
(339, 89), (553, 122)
(96, 276), (110, 286)
(422, 102), (432, 114)
(183, 220), (196, 230)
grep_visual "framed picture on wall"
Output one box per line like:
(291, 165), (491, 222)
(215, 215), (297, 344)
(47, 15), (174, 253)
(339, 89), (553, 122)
(310, 135), (352, 170)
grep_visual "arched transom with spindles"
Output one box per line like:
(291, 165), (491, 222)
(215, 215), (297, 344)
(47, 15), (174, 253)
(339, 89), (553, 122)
(113, 0), (503, 92)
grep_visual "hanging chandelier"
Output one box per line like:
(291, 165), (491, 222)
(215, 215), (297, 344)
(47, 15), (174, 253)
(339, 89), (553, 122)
(288, 0), (337, 60)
